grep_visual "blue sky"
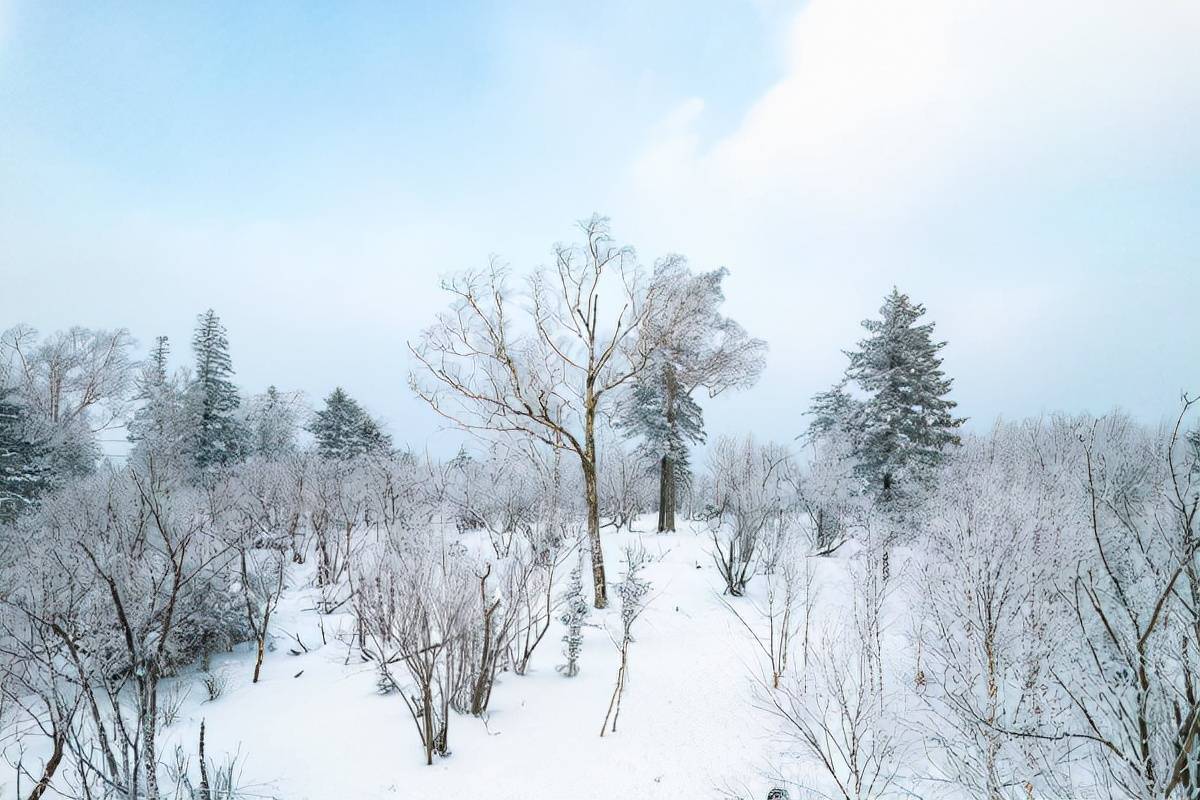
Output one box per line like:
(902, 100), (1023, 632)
(2, 0), (1198, 455)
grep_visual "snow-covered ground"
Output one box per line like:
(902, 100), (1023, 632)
(142, 521), (861, 800)
(2, 517), (890, 799)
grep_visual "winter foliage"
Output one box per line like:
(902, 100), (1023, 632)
(0, 242), (1195, 800)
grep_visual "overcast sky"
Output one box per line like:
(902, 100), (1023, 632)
(2, 0), (1197, 456)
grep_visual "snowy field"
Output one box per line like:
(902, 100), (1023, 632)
(140, 522), (816, 800)
(0, 519), (884, 800)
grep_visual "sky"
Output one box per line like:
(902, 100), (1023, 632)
(1, 0), (1198, 457)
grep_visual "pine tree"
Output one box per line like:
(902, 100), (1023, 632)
(128, 336), (196, 475)
(809, 288), (964, 502)
(617, 360), (705, 526)
(148, 335), (170, 385)
(619, 265), (765, 532)
(308, 387), (390, 460)
(357, 415), (393, 457)
(189, 310), (247, 472)
(0, 387), (47, 522)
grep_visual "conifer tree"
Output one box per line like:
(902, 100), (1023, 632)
(128, 335), (195, 475)
(0, 387), (46, 522)
(189, 310), (247, 472)
(808, 288), (964, 503)
(618, 265), (765, 531)
(617, 362), (704, 526)
(357, 415), (393, 457)
(308, 387), (390, 460)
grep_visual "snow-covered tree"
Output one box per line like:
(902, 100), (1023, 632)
(0, 386), (47, 522)
(809, 288), (964, 503)
(308, 386), (391, 460)
(558, 552), (591, 677)
(705, 435), (794, 596)
(0, 324), (136, 480)
(619, 265), (765, 532)
(247, 384), (303, 459)
(411, 216), (701, 608)
(601, 545), (651, 736)
(188, 309), (247, 472)
(127, 335), (194, 475)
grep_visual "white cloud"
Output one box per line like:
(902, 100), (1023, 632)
(621, 0), (1200, 436)
(634, 0), (1199, 228)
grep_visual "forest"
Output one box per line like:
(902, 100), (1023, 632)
(1, 219), (1198, 800)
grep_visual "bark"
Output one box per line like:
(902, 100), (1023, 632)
(25, 724), (66, 800)
(197, 720), (211, 800)
(584, 381), (607, 609)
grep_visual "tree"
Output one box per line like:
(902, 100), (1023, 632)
(411, 216), (691, 608)
(189, 310), (247, 472)
(247, 385), (303, 459)
(0, 324), (135, 479)
(618, 265), (765, 531)
(0, 387), (46, 522)
(308, 387), (390, 460)
(810, 288), (964, 504)
(128, 335), (194, 475)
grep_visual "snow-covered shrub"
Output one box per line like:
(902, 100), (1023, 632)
(705, 436), (794, 596)
(557, 553), (591, 677)
(203, 667), (231, 702)
(601, 545), (652, 736)
(762, 629), (904, 800)
(356, 529), (475, 765)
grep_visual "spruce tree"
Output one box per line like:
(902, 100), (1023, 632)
(308, 387), (390, 460)
(0, 387), (46, 522)
(808, 288), (964, 502)
(618, 265), (765, 531)
(189, 310), (247, 472)
(617, 361), (705, 527)
(357, 415), (393, 457)
(128, 336), (196, 475)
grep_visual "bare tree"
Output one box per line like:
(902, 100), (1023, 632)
(358, 532), (473, 765)
(762, 630), (904, 800)
(706, 436), (792, 596)
(600, 545), (651, 737)
(912, 422), (1078, 799)
(227, 462), (290, 684)
(411, 216), (686, 608)
(722, 554), (815, 691)
(1046, 407), (1200, 799)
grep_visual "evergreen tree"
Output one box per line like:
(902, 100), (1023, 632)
(808, 288), (964, 502)
(617, 361), (704, 522)
(357, 415), (393, 457)
(148, 335), (170, 385)
(619, 265), (765, 531)
(0, 387), (47, 522)
(308, 387), (390, 460)
(189, 310), (247, 472)
(128, 336), (195, 475)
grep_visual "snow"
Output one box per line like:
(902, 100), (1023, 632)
(183, 523), (813, 799)
(2, 518), (885, 799)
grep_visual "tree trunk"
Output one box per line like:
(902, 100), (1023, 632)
(658, 363), (679, 532)
(253, 636), (265, 683)
(26, 725), (65, 800)
(142, 675), (159, 800)
(583, 393), (607, 609)
(583, 460), (607, 609)
(197, 720), (211, 800)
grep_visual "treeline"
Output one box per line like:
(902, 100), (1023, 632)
(0, 310), (393, 520)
